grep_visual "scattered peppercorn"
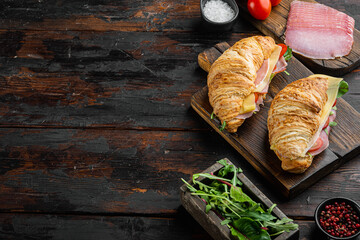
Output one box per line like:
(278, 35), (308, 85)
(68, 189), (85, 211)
(319, 201), (360, 238)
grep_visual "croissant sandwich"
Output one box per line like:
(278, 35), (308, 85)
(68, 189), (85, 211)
(207, 36), (290, 133)
(267, 74), (349, 173)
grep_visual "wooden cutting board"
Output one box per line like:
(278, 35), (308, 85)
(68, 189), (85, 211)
(192, 42), (360, 199)
(235, 0), (360, 76)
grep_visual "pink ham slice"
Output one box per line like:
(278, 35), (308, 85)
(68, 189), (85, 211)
(273, 56), (287, 74)
(254, 59), (269, 86)
(309, 129), (329, 156)
(308, 109), (336, 156)
(285, 1), (355, 59)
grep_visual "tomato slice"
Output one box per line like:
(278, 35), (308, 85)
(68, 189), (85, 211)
(309, 137), (323, 152)
(254, 93), (259, 103)
(323, 117), (330, 130)
(332, 99), (337, 107)
(278, 44), (287, 58)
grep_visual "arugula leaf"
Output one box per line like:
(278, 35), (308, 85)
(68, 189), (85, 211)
(220, 219), (231, 225)
(183, 160), (298, 239)
(205, 204), (212, 213)
(263, 218), (298, 233)
(329, 121), (337, 127)
(332, 106), (337, 111)
(219, 121), (226, 131)
(211, 112), (215, 120)
(232, 218), (270, 240)
(270, 73), (275, 81)
(230, 187), (258, 207)
(337, 80), (348, 98)
(283, 47), (292, 61)
(267, 204), (276, 214)
(230, 227), (248, 240)
(238, 210), (277, 222)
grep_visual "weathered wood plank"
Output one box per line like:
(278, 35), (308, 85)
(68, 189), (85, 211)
(0, 0), (358, 32)
(0, 128), (358, 217)
(0, 212), (212, 240)
(0, 213), (324, 240)
(0, 30), (358, 129)
(0, 31), (259, 129)
(0, 0), (256, 33)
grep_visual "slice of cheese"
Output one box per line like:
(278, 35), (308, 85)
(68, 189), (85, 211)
(239, 45), (282, 114)
(241, 93), (256, 113)
(254, 45), (282, 93)
(303, 74), (343, 155)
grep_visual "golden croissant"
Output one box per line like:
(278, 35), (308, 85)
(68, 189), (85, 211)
(268, 74), (346, 173)
(207, 36), (286, 133)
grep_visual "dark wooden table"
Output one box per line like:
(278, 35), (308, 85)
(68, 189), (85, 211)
(0, 1), (359, 239)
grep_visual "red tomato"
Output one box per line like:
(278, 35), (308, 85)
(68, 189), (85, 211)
(309, 137), (323, 152)
(323, 117), (330, 130)
(247, 0), (272, 20)
(254, 93), (259, 103)
(270, 0), (282, 6)
(332, 99), (337, 107)
(278, 43), (287, 58)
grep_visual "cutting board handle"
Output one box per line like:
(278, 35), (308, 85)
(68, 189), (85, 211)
(198, 42), (231, 73)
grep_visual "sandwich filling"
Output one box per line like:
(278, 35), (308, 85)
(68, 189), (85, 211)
(236, 45), (284, 119)
(303, 75), (343, 156)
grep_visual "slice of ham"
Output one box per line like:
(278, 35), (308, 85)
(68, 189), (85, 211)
(272, 56), (287, 74)
(309, 129), (329, 156)
(285, 1), (355, 59)
(308, 109), (336, 156)
(328, 109), (336, 122)
(235, 55), (284, 120)
(254, 59), (269, 86)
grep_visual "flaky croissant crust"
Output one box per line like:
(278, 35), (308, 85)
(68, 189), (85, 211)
(267, 76), (329, 173)
(207, 36), (276, 133)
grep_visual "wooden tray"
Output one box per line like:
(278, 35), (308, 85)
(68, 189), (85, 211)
(180, 158), (299, 240)
(235, 0), (360, 76)
(192, 42), (360, 199)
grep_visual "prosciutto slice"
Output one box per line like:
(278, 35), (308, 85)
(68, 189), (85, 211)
(285, 1), (355, 59)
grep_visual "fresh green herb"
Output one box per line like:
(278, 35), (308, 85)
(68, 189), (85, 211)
(329, 111), (334, 116)
(324, 128), (329, 135)
(329, 121), (337, 127)
(337, 80), (349, 98)
(284, 70), (290, 76)
(283, 47), (293, 61)
(270, 73), (275, 81)
(308, 153), (313, 158)
(220, 121), (226, 131)
(211, 112), (215, 120)
(181, 159), (298, 240)
(332, 106), (337, 111)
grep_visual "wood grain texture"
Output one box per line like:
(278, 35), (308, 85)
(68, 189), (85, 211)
(0, 31), (264, 129)
(0, 0), (359, 239)
(0, 214), (329, 240)
(0, 213), (213, 240)
(0, 127), (358, 217)
(192, 42), (360, 198)
(0, 0), (257, 33)
(235, 0), (360, 76)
